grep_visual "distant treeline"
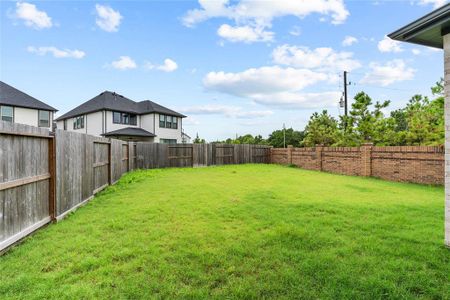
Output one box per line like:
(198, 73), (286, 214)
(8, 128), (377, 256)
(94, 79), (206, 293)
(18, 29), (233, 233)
(193, 79), (444, 148)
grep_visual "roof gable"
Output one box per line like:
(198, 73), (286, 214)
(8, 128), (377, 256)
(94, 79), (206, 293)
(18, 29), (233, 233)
(56, 91), (185, 120)
(0, 81), (57, 111)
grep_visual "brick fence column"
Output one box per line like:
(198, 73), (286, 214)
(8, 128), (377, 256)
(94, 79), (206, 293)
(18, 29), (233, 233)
(287, 145), (293, 165)
(361, 143), (373, 177)
(315, 144), (323, 171)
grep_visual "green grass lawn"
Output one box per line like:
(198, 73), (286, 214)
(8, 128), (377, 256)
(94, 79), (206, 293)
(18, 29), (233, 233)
(1, 164), (449, 299)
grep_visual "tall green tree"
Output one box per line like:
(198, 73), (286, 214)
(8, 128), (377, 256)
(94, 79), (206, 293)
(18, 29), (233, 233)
(303, 110), (340, 146)
(339, 92), (392, 146)
(267, 128), (304, 147)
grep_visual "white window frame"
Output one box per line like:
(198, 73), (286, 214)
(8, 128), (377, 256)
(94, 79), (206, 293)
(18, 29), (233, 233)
(0, 105), (13, 122)
(38, 110), (50, 127)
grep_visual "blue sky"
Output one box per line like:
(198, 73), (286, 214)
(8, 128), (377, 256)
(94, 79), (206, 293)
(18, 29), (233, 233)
(0, 0), (447, 140)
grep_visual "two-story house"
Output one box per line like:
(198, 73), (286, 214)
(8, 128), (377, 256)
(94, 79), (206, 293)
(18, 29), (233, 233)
(0, 81), (57, 129)
(55, 91), (186, 143)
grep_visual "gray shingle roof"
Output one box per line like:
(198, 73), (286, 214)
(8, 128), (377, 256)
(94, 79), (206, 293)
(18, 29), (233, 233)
(56, 91), (185, 121)
(102, 127), (156, 137)
(0, 81), (57, 111)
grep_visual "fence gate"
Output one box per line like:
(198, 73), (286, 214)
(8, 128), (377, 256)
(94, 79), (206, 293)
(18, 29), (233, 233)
(215, 144), (235, 165)
(168, 145), (193, 167)
(0, 124), (55, 251)
(252, 145), (271, 163)
(93, 140), (110, 194)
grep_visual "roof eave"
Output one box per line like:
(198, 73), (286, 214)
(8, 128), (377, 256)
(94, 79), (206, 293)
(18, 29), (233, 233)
(388, 3), (450, 49)
(0, 102), (58, 112)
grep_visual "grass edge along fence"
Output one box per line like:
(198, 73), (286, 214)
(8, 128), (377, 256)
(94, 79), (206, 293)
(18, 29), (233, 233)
(0, 121), (270, 252)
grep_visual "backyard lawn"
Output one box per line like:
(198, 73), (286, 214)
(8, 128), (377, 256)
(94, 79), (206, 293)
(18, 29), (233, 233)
(0, 164), (449, 299)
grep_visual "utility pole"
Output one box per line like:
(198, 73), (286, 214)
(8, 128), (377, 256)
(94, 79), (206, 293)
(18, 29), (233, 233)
(283, 123), (286, 148)
(343, 71), (348, 116)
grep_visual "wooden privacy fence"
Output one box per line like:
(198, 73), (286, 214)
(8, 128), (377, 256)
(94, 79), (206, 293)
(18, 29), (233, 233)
(0, 122), (271, 251)
(135, 143), (271, 168)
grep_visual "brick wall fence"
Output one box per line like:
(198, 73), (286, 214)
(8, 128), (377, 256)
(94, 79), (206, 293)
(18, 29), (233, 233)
(271, 144), (444, 185)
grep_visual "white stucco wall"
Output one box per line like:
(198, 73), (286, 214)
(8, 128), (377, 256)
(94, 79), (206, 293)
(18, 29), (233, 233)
(140, 113), (155, 133)
(55, 110), (184, 142)
(57, 114), (88, 134)
(86, 111), (103, 136)
(104, 110), (140, 133)
(153, 113), (183, 143)
(13, 107), (53, 129)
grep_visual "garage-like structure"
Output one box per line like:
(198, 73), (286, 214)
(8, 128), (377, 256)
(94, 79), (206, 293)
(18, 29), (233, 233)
(389, 4), (450, 246)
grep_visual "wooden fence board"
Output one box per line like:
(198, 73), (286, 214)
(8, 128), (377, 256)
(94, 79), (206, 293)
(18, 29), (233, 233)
(0, 121), (51, 251)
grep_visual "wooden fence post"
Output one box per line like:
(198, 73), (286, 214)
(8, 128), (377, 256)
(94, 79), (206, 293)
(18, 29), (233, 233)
(361, 143), (373, 177)
(315, 144), (323, 171)
(287, 145), (293, 165)
(128, 142), (131, 171)
(269, 146), (273, 164)
(108, 138), (112, 185)
(48, 133), (56, 220)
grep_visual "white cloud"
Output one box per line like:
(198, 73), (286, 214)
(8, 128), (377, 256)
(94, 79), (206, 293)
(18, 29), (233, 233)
(272, 45), (361, 72)
(342, 35), (358, 46)
(378, 35), (403, 53)
(145, 58), (178, 72)
(158, 59), (178, 72)
(183, 0), (349, 43)
(95, 4), (122, 32)
(360, 59), (415, 86)
(111, 56), (137, 70)
(251, 91), (341, 108)
(412, 48), (421, 55)
(14, 2), (52, 29)
(217, 24), (273, 43)
(183, 117), (201, 125)
(204, 66), (329, 96)
(416, 0), (447, 8)
(183, 0), (349, 26)
(181, 104), (273, 118)
(289, 26), (301, 36)
(203, 66), (340, 109)
(27, 46), (85, 59)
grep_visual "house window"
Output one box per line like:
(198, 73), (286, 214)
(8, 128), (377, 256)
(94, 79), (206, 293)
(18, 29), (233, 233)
(0, 106), (13, 122)
(130, 114), (137, 125)
(160, 138), (177, 144)
(113, 111), (137, 125)
(172, 116), (178, 129)
(38, 110), (50, 127)
(73, 116), (84, 129)
(64, 120), (67, 130)
(159, 114), (178, 129)
(113, 112), (121, 123)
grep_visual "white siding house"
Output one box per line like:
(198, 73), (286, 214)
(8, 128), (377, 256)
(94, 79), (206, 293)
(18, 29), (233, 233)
(0, 81), (57, 129)
(56, 91), (186, 143)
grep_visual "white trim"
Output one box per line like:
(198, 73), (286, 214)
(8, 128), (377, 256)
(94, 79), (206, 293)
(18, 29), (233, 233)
(0, 216), (51, 252)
